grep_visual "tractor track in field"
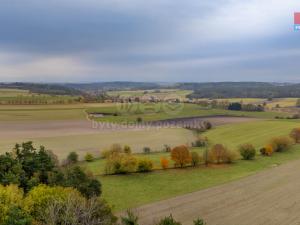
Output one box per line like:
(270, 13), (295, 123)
(130, 159), (300, 225)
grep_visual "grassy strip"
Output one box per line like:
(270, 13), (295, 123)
(87, 103), (290, 123)
(92, 146), (300, 211)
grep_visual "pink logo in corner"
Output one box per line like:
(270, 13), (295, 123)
(295, 12), (300, 30)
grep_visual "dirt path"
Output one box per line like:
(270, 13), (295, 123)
(133, 159), (300, 225)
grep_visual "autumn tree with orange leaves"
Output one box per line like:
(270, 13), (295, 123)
(171, 145), (191, 168)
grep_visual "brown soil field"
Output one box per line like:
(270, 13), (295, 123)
(133, 159), (300, 225)
(0, 116), (261, 140)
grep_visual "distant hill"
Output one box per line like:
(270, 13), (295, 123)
(179, 82), (300, 99)
(0, 83), (82, 96)
(64, 82), (170, 91)
(2, 82), (300, 99)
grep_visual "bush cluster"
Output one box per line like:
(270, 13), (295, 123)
(104, 147), (154, 174)
(269, 136), (293, 152)
(85, 153), (95, 162)
(290, 128), (300, 143)
(208, 144), (237, 164)
(0, 184), (116, 225)
(121, 211), (206, 225)
(137, 158), (153, 172)
(239, 144), (256, 160)
(192, 136), (209, 147)
(260, 144), (274, 156)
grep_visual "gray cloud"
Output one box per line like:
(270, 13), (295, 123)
(0, 0), (300, 82)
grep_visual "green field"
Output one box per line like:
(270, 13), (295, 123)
(93, 146), (300, 211)
(87, 103), (290, 123)
(78, 119), (300, 211)
(0, 103), (116, 121)
(205, 120), (300, 149)
(107, 89), (192, 99)
(0, 88), (31, 97)
(0, 88), (80, 105)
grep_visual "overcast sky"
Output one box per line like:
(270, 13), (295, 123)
(0, 0), (300, 83)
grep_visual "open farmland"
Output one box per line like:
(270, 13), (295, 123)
(107, 89), (193, 99)
(0, 127), (195, 160)
(205, 119), (300, 149)
(88, 103), (290, 123)
(0, 88), (80, 105)
(78, 118), (300, 212)
(95, 145), (300, 212)
(0, 88), (31, 96)
(133, 157), (300, 225)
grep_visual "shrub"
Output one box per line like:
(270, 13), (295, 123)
(85, 153), (94, 162)
(105, 154), (138, 174)
(157, 215), (182, 225)
(164, 144), (171, 152)
(192, 136), (208, 147)
(270, 136), (293, 152)
(137, 159), (153, 172)
(67, 152), (78, 164)
(260, 144), (274, 156)
(203, 121), (212, 130)
(124, 145), (132, 154)
(23, 185), (74, 221)
(160, 157), (169, 169)
(0, 185), (24, 224)
(101, 149), (112, 159)
(225, 150), (237, 163)
(171, 145), (191, 168)
(239, 144), (256, 160)
(3, 206), (32, 225)
(143, 147), (151, 154)
(194, 218), (206, 225)
(121, 210), (139, 225)
(208, 144), (237, 164)
(110, 143), (123, 154)
(101, 144), (123, 159)
(228, 102), (242, 111)
(191, 152), (201, 167)
(24, 185), (115, 225)
(136, 117), (143, 123)
(290, 128), (300, 143)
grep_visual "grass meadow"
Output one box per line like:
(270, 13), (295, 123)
(96, 146), (300, 211)
(88, 103), (290, 123)
(79, 119), (300, 211)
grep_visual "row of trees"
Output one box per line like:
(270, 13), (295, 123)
(101, 127), (300, 175)
(102, 143), (238, 175)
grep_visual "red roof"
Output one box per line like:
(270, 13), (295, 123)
(295, 12), (300, 24)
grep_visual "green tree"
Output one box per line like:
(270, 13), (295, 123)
(3, 207), (32, 225)
(67, 151), (79, 164)
(191, 152), (201, 167)
(64, 166), (102, 198)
